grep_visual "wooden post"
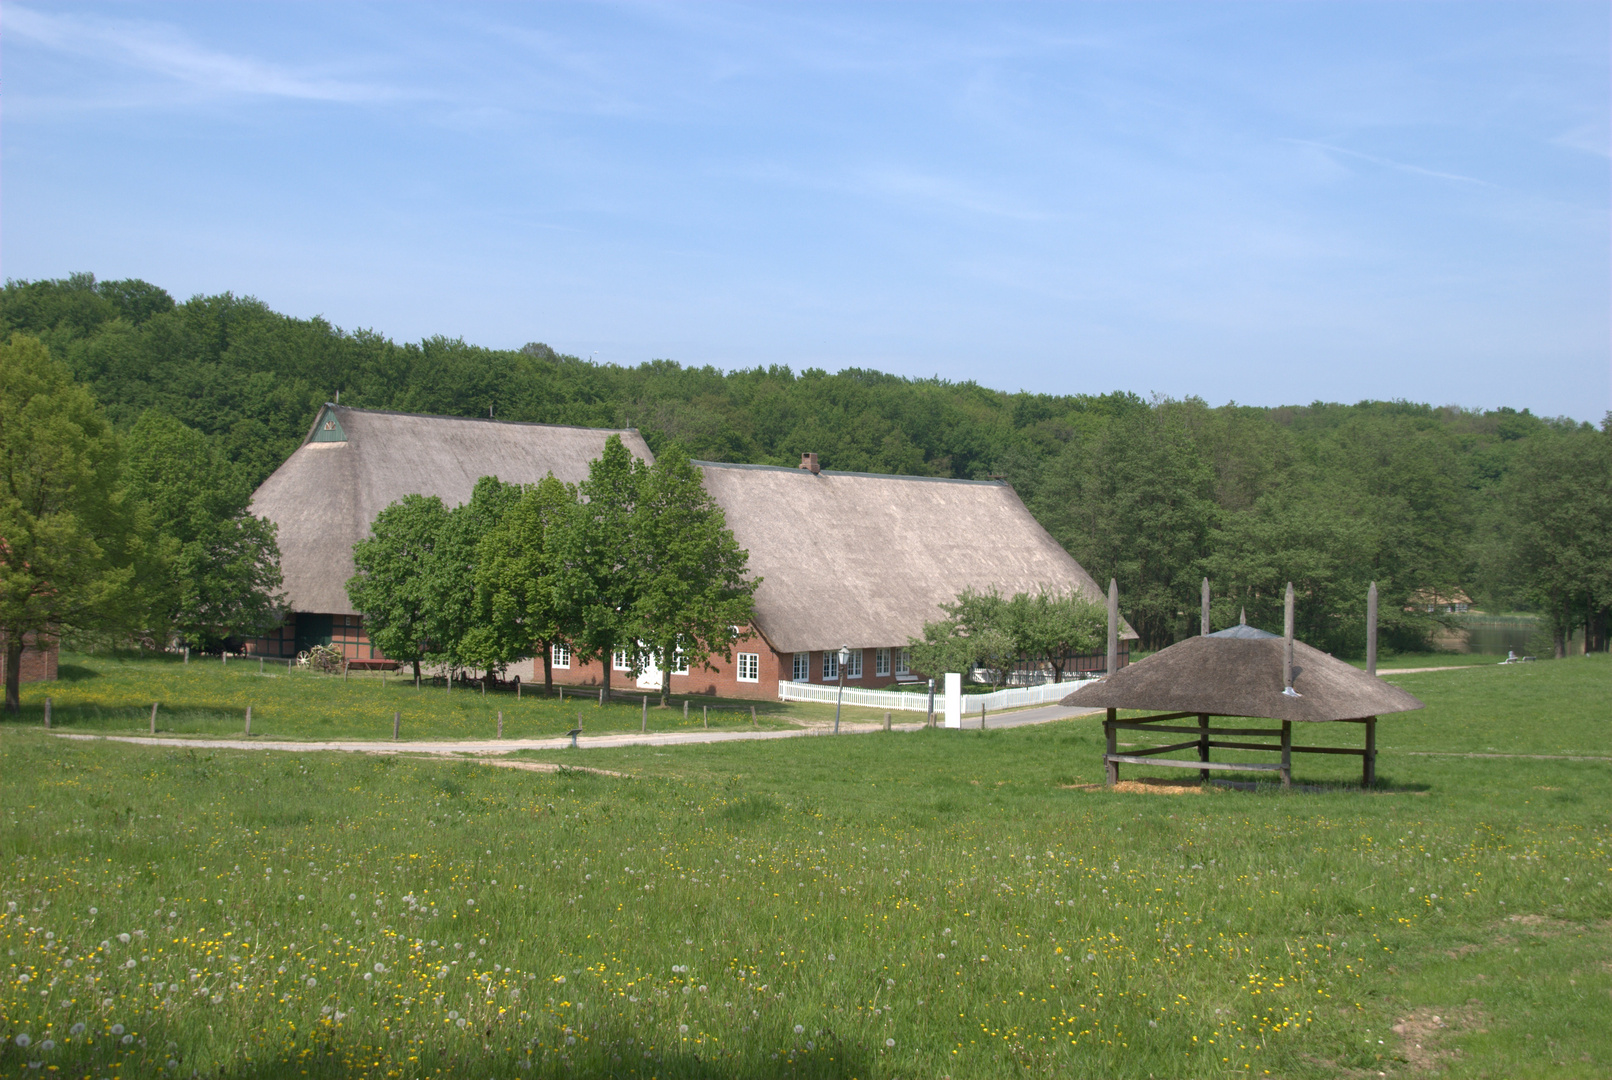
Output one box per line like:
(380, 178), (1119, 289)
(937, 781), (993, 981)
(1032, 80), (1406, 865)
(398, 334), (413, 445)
(1106, 579), (1119, 677)
(1198, 713), (1209, 781)
(1282, 582), (1295, 691)
(751, 705), (757, 727)
(244, 706), (251, 736)
(184, 647), (189, 665)
(703, 705), (708, 729)
(1363, 716), (1377, 787)
(222, 652), (227, 666)
(884, 710), (891, 732)
(1280, 720), (1292, 789)
(43, 697), (51, 729)
(558, 686), (563, 703)
(259, 656), (264, 674)
(642, 696), (648, 733)
(392, 711), (400, 741)
(343, 660), (348, 682)
(683, 700), (689, 722)
(1366, 581), (1379, 677)
(981, 703), (987, 730)
(599, 687), (605, 707)
(497, 711), (503, 739)
(1104, 707), (1118, 786)
(516, 680), (521, 700)
(149, 701), (158, 734)
(1201, 577), (1211, 636)
(482, 678), (487, 697)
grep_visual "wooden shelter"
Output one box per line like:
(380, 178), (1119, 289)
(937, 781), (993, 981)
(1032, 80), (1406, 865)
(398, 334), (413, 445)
(1058, 619), (1423, 788)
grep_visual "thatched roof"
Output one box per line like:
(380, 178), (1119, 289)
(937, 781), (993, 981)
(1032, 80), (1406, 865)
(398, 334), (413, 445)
(696, 461), (1134, 654)
(251, 405), (653, 615)
(1057, 629), (1423, 722)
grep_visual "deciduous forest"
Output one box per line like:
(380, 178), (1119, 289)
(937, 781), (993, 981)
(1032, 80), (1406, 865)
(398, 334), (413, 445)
(4, 273), (1607, 657)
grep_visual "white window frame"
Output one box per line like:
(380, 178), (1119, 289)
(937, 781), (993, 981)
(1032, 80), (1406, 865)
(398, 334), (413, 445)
(874, 647), (890, 677)
(737, 653), (759, 682)
(847, 649), (863, 679)
(821, 651), (838, 681)
(551, 643), (570, 669)
(895, 647), (910, 675)
(792, 652), (809, 682)
(613, 649), (630, 671)
(672, 649), (689, 675)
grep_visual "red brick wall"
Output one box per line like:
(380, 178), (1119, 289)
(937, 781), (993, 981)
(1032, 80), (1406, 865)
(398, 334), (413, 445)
(0, 633), (58, 683)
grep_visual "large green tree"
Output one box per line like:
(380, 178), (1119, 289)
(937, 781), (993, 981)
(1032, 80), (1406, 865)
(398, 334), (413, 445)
(122, 411), (284, 650)
(550, 437), (643, 700)
(0, 337), (142, 711)
(430, 477), (522, 678)
(1483, 428), (1612, 657)
(630, 445), (758, 706)
(1007, 589), (1107, 682)
(469, 475), (574, 692)
(346, 494), (452, 681)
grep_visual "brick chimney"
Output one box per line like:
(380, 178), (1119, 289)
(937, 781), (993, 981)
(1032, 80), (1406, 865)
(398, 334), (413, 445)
(800, 452), (820, 475)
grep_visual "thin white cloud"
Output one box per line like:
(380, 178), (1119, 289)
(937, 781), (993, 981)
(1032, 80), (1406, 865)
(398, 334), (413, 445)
(1285, 138), (1497, 187)
(4, 4), (397, 104)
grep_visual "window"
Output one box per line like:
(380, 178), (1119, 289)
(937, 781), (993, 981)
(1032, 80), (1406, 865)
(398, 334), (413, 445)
(793, 652), (809, 682)
(847, 650), (863, 679)
(737, 653), (759, 682)
(821, 651), (838, 681)
(552, 643), (570, 669)
(895, 647), (910, 675)
(875, 647), (891, 677)
(613, 649), (630, 671)
(672, 650), (689, 675)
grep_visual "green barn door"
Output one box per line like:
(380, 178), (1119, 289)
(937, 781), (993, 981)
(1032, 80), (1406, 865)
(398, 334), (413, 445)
(294, 614), (333, 654)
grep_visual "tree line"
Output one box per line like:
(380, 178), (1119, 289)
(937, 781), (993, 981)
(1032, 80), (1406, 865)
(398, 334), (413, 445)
(346, 437), (756, 702)
(3, 272), (1608, 673)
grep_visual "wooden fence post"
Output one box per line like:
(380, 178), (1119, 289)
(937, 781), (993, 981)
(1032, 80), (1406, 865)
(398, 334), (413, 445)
(1198, 714), (1210, 781)
(641, 695), (648, 733)
(683, 700), (689, 722)
(43, 697), (51, 729)
(751, 705), (757, 727)
(599, 687), (605, 707)
(343, 661), (349, 683)
(558, 686), (563, 703)
(497, 711), (503, 739)
(703, 705), (708, 729)
(1280, 721), (1292, 789)
(981, 704), (987, 730)
(1104, 707), (1117, 786)
(259, 657), (264, 675)
(150, 702), (158, 735)
(1363, 716), (1377, 787)
(244, 706), (251, 736)
(393, 711), (400, 741)
(516, 681), (521, 701)
(883, 711), (890, 732)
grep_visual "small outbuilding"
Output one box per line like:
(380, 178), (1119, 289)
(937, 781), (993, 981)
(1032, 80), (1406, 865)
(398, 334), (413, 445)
(1059, 622), (1423, 788)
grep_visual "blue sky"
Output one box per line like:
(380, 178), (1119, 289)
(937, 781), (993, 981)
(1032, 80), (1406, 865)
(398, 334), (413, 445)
(4, 2), (1608, 420)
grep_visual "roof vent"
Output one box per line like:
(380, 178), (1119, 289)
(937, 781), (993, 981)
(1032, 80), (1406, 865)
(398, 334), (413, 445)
(800, 452), (820, 475)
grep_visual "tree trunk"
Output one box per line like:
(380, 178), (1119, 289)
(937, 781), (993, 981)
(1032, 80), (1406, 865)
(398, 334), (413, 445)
(1554, 626), (1566, 660)
(540, 640), (553, 693)
(5, 639), (22, 715)
(412, 657), (421, 683)
(1050, 659), (1064, 684)
(660, 643), (674, 708)
(601, 641), (613, 702)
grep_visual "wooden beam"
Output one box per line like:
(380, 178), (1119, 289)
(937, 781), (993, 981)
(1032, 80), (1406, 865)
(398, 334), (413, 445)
(1114, 739), (1205, 758)
(1105, 708), (1118, 786)
(1104, 755), (1284, 772)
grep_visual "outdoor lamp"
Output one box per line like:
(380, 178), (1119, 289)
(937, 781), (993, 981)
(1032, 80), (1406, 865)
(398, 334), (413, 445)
(834, 645), (851, 735)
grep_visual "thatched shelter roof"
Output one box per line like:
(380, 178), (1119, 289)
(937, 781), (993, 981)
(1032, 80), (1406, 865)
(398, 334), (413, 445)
(696, 461), (1133, 654)
(251, 405), (653, 615)
(1057, 627), (1423, 722)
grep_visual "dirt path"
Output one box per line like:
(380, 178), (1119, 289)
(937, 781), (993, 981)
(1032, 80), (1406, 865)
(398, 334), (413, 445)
(45, 703), (1103, 757)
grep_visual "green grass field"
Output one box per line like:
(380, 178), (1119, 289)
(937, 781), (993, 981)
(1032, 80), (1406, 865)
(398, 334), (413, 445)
(1, 656), (1607, 1078)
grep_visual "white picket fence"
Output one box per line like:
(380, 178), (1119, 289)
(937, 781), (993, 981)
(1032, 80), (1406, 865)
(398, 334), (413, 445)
(777, 676), (1094, 712)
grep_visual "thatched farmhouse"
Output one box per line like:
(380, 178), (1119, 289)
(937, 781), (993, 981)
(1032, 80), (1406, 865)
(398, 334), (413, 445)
(641, 456), (1129, 699)
(245, 405), (653, 659)
(247, 406), (1130, 699)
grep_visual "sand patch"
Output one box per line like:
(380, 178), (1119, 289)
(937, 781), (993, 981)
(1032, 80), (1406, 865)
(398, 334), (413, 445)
(1391, 1006), (1486, 1072)
(1063, 777), (1216, 795)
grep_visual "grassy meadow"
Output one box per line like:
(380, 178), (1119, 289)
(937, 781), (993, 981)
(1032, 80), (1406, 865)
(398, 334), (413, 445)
(0, 656), (1607, 1078)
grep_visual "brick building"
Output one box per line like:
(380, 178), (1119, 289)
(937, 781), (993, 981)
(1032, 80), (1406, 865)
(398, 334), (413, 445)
(0, 632), (59, 684)
(247, 406), (1131, 696)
